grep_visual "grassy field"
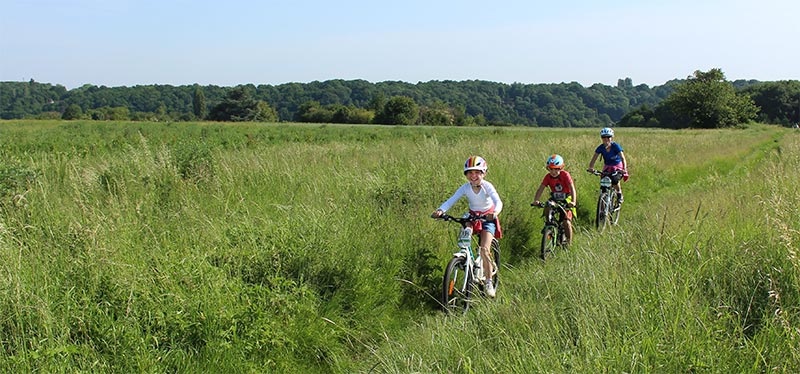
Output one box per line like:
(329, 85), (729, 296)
(0, 120), (798, 372)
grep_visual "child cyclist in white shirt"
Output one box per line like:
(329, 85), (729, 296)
(431, 156), (503, 298)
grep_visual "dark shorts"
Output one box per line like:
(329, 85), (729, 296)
(603, 168), (624, 185)
(609, 172), (623, 185)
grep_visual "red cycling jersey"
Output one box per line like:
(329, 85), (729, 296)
(540, 170), (573, 199)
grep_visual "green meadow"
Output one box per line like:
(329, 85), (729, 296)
(0, 120), (798, 372)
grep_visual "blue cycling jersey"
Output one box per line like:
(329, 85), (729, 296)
(595, 142), (624, 166)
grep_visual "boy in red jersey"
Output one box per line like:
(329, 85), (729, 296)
(532, 154), (577, 245)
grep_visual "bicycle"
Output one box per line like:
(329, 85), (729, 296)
(433, 213), (500, 314)
(587, 169), (623, 231)
(532, 200), (570, 260)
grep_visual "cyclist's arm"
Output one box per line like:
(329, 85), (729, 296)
(587, 152), (600, 171)
(532, 183), (547, 205)
(568, 181), (577, 207)
(437, 183), (468, 213)
(619, 151), (628, 173)
(484, 181), (503, 216)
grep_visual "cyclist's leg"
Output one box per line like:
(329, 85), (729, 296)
(478, 228), (497, 297)
(563, 210), (574, 244)
(611, 175), (623, 203)
(479, 229), (496, 276)
(543, 205), (553, 228)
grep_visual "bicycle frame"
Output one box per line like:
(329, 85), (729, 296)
(454, 224), (477, 281)
(533, 200), (568, 260)
(589, 170), (622, 231)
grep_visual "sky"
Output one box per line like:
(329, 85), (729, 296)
(2, 0), (799, 90)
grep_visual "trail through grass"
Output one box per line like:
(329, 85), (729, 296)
(0, 121), (797, 372)
(360, 127), (800, 373)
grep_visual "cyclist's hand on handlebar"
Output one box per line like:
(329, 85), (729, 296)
(431, 209), (444, 218)
(532, 200), (541, 207)
(586, 168), (596, 173)
(565, 202), (575, 208)
(485, 213), (495, 221)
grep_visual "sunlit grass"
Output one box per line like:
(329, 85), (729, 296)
(363, 126), (800, 373)
(0, 120), (797, 372)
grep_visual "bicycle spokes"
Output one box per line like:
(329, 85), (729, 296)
(442, 257), (472, 314)
(540, 226), (558, 260)
(436, 213), (499, 314)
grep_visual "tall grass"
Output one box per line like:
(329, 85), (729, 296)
(362, 127), (800, 373)
(0, 121), (797, 372)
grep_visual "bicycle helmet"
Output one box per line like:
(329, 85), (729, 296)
(600, 127), (615, 138)
(546, 154), (564, 169)
(463, 156), (488, 174)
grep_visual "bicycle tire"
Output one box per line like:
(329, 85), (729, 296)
(540, 226), (557, 260)
(595, 193), (607, 230)
(442, 256), (472, 314)
(610, 193), (621, 225)
(489, 238), (500, 289)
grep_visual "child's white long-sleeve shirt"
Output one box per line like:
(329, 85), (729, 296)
(437, 181), (503, 214)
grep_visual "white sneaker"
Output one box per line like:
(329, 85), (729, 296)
(485, 280), (496, 298)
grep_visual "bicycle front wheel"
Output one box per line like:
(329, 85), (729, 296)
(596, 193), (611, 232)
(442, 256), (472, 314)
(540, 226), (557, 260)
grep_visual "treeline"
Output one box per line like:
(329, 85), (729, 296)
(0, 78), (670, 126)
(2, 75), (798, 127)
(619, 71), (800, 128)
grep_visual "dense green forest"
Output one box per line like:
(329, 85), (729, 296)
(2, 74), (799, 127)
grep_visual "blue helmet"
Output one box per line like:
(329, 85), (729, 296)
(546, 154), (564, 169)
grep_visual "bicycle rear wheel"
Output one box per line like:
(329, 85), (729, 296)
(489, 239), (500, 289)
(540, 226), (557, 260)
(610, 193), (621, 225)
(442, 257), (472, 314)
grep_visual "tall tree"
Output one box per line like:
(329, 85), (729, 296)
(251, 101), (278, 122)
(62, 104), (83, 120)
(192, 85), (207, 119)
(208, 86), (278, 122)
(374, 96), (418, 125)
(658, 69), (757, 128)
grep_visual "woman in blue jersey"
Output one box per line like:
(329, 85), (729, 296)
(587, 127), (628, 205)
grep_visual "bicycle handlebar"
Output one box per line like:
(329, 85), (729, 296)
(587, 169), (624, 177)
(531, 200), (571, 212)
(431, 213), (491, 224)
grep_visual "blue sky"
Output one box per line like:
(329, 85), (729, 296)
(2, 0), (798, 89)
